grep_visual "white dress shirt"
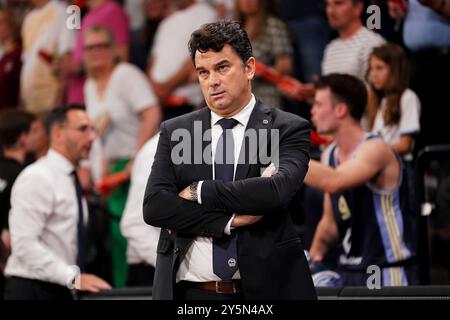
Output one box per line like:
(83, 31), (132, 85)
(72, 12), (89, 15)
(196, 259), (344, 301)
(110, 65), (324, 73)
(176, 95), (256, 283)
(4, 149), (87, 286)
(121, 133), (161, 266)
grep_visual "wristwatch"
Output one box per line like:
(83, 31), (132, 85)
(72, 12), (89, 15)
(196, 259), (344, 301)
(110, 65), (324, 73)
(189, 181), (199, 202)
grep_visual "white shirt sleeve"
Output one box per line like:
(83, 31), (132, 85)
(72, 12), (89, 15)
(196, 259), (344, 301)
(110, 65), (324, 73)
(9, 170), (75, 286)
(119, 64), (158, 113)
(121, 135), (160, 266)
(224, 214), (235, 235)
(398, 89), (421, 135)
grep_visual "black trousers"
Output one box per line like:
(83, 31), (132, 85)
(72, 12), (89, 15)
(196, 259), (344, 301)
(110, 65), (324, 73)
(174, 281), (242, 301)
(3, 276), (73, 300)
(126, 263), (155, 287)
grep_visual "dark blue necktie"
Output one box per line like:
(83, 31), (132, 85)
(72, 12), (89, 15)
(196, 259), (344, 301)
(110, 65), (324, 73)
(72, 170), (86, 272)
(213, 118), (239, 281)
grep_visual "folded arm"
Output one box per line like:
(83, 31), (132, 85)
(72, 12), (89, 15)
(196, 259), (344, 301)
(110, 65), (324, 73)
(143, 122), (231, 237)
(200, 119), (311, 215)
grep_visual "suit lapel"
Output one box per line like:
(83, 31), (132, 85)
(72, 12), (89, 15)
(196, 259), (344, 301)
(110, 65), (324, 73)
(191, 107), (213, 181)
(235, 101), (273, 180)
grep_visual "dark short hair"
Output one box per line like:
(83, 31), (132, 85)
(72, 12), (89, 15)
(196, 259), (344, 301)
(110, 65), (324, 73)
(315, 74), (368, 121)
(188, 20), (253, 65)
(44, 104), (86, 137)
(0, 110), (35, 148)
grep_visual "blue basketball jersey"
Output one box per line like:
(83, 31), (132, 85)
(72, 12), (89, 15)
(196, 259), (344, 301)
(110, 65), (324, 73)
(327, 134), (415, 274)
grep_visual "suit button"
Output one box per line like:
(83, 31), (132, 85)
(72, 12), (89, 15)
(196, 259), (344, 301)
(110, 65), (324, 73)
(174, 247), (180, 254)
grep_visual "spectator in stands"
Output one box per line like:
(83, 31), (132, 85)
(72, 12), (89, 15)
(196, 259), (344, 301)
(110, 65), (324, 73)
(62, 0), (130, 105)
(83, 25), (161, 288)
(124, 0), (147, 70)
(322, 0), (385, 80)
(278, 0), (330, 83)
(147, 0), (217, 120)
(120, 133), (160, 287)
(236, 0), (293, 108)
(20, 0), (75, 114)
(0, 8), (21, 110)
(366, 43), (421, 158)
(210, 0), (235, 19)
(305, 74), (417, 286)
(388, 0), (450, 147)
(3, 105), (111, 300)
(0, 110), (35, 297)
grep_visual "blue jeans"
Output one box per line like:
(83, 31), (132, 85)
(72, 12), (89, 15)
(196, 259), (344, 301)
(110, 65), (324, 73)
(288, 17), (331, 82)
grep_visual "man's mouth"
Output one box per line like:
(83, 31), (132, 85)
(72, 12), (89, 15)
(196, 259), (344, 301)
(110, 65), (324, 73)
(211, 91), (225, 97)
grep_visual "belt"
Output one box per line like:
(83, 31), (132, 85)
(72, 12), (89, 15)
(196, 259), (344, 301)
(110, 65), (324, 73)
(183, 280), (241, 294)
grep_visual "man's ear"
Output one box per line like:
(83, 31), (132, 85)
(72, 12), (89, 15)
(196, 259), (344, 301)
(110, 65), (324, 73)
(17, 132), (28, 149)
(335, 102), (349, 119)
(51, 125), (62, 144)
(245, 57), (256, 80)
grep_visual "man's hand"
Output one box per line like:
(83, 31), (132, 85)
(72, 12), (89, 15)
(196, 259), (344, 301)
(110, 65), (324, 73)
(179, 185), (192, 201)
(78, 274), (112, 293)
(231, 214), (262, 227)
(261, 163), (277, 177)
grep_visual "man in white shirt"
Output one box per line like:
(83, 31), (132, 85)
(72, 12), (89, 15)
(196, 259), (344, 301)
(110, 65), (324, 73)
(4, 105), (111, 300)
(120, 133), (160, 286)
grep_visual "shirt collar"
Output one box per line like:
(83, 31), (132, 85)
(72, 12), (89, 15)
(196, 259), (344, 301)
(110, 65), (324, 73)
(46, 149), (76, 175)
(210, 94), (256, 128)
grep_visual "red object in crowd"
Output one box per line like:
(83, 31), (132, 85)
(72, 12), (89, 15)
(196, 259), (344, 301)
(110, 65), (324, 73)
(390, 0), (407, 13)
(310, 130), (333, 147)
(165, 96), (188, 107)
(73, 0), (86, 9)
(38, 49), (53, 64)
(95, 171), (129, 196)
(255, 60), (306, 101)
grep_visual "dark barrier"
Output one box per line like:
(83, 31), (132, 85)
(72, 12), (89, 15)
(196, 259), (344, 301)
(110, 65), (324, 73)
(80, 286), (450, 300)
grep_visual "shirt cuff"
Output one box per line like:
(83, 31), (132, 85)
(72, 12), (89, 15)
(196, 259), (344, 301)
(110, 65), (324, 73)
(197, 180), (203, 204)
(224, 214), (236, 235)
(60, 264), (80, 289)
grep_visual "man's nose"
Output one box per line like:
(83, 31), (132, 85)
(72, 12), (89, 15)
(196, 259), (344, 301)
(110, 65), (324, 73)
(208, 72), (220, 87)
(88, 128), (96, 141)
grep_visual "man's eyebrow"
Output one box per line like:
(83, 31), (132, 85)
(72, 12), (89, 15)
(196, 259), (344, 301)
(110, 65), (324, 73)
(195, 59), (230, 71)
(215, 59), (230, 67)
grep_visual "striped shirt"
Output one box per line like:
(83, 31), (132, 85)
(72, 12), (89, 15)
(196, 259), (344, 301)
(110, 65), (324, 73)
(322, 27), (385, 80)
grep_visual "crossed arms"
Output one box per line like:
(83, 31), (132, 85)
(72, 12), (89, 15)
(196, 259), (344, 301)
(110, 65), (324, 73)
(143, 118), (310, 237)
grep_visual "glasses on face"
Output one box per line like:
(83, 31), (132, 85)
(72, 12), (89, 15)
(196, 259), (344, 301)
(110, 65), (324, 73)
(84, 42), (112, 52)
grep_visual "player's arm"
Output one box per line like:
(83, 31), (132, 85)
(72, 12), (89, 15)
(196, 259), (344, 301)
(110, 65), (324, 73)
(309, 193), (338, 262)
(304, 139), (389, 194)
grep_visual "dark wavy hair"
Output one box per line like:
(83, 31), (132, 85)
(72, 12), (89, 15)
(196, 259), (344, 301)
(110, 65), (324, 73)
(188, 20), (253, 65)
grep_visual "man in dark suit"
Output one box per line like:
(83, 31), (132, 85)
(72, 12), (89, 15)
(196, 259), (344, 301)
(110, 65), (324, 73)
(143, 21), (316, 300)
